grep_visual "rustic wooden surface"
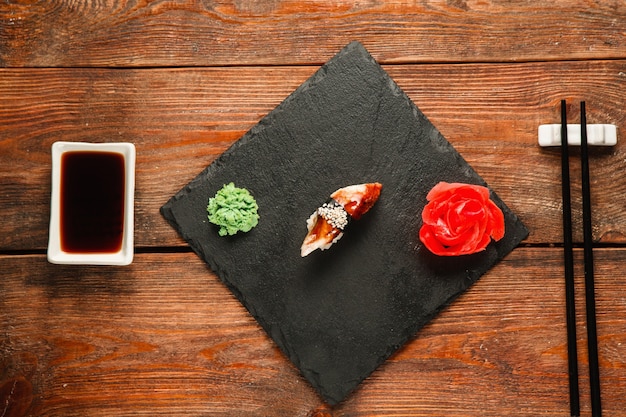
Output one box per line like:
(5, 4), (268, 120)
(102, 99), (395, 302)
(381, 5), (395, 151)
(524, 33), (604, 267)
(1, 1), (626, 416)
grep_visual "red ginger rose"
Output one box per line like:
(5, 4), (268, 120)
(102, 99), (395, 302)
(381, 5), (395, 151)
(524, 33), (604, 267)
(419, 182), (505, 256)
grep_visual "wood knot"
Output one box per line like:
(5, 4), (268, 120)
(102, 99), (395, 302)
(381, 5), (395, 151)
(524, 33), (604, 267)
(308, 405), (334, 417)
(0, 376), (33, 417)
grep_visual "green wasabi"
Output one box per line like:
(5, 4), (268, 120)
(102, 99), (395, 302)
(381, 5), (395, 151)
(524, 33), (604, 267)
(207, 183), (259, 236)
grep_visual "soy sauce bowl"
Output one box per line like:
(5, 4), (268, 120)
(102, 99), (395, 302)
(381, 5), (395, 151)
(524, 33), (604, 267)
(47, 141), (136, 265)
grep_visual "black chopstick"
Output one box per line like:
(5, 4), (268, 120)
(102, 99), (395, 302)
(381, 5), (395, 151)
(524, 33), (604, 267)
(580, 101), (602, 417)
(560, 99), (580, 417)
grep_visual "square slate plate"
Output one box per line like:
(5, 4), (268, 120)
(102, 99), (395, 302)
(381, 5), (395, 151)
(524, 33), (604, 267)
(161, 41), (529, 405)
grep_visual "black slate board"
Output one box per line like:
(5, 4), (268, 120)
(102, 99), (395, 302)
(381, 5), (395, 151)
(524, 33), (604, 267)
(161, 41), (529, 405)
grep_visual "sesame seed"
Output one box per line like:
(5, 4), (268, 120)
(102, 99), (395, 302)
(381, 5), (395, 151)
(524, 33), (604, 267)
(318, 201), (349, 230)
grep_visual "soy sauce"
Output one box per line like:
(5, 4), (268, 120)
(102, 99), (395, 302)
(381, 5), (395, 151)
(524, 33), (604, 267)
(60, 151), (125, 253)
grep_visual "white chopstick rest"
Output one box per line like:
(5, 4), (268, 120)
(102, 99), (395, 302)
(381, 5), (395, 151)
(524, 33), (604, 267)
(538, 124), (617, 147)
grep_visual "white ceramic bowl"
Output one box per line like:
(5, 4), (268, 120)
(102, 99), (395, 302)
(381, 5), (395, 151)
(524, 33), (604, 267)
(47, 141), (135, 265)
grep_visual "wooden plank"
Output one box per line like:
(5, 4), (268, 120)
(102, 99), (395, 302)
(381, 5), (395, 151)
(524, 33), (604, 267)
(0, 252), (319, 416)
(1, 61), (626, 250)
(1, 1), (626, 67)
(2, 248), (625, 416)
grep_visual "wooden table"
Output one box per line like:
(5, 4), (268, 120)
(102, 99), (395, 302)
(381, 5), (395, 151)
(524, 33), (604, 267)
(2, 2), (626, 416)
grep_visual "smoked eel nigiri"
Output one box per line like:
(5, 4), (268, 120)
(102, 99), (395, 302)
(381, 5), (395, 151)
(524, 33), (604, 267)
(300, 183), (382, 257)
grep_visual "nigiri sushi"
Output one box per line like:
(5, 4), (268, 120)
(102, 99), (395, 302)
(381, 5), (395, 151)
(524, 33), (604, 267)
(300, 183), (382, 257)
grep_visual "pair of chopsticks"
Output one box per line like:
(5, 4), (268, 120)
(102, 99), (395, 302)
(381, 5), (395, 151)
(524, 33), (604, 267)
(560, 100), (602, 417)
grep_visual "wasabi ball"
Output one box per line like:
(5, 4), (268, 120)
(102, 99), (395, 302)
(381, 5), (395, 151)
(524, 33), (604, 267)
(207, 183), (259, 236)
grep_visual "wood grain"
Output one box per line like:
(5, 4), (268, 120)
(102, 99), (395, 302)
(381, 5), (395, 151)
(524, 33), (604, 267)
(2, 2), (626, 415)
(2, 248), (626, 416)
(1, 0), (626, 67)
(2, 61), (626, 250)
